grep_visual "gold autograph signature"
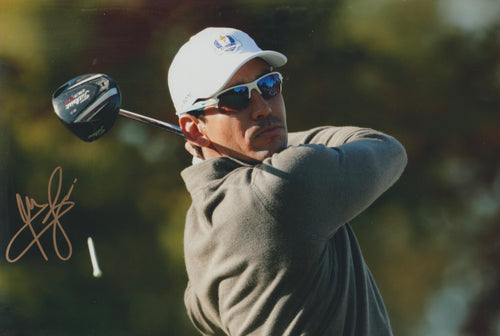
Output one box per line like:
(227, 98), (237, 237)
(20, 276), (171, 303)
(5, 166), (77, 263)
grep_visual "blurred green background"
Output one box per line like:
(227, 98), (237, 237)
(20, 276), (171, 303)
(0, 0), (499, 335)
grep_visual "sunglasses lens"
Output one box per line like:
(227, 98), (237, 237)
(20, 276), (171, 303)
(218, 86), (249, 110)
(216, 73), (282, 111)
(258, 73), (282, 99)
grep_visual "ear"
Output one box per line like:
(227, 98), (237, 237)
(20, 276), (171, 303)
(179, 114), (211, 148)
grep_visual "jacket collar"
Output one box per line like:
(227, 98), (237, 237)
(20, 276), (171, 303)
(181, 156), (252, 193)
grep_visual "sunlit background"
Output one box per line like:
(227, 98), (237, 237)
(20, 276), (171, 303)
(0, 0), (499, 335)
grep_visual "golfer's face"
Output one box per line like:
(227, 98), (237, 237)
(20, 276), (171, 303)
(201, 58), (288, 163)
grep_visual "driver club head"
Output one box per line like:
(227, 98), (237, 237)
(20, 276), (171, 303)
(52, 73), (121, 142)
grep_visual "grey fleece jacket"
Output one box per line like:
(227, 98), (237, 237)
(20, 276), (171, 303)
(180, 126), (408, 336)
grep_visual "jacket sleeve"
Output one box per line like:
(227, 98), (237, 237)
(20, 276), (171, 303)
(252, 126), (407, 239)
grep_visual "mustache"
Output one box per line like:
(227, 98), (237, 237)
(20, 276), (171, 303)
(255, 115), (284, 128)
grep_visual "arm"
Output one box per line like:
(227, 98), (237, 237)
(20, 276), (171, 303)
(287, 126), (384, 147)
(253, 126), (407, 238)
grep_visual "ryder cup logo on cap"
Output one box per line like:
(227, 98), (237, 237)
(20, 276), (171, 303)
(168, 27), (287, 115)
(214, 35), (241, 54)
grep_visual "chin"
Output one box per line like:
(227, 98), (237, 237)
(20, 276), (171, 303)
(233, 135), (287, 163)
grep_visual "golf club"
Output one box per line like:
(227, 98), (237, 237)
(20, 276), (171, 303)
(52, 73), (183, 142)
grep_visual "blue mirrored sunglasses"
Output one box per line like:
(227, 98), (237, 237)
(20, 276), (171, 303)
(188, 72), (283, 113)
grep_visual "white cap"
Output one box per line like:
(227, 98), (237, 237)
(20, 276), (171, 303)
(168, 27), (287, 115)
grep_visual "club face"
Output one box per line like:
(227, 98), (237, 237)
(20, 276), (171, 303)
(52, 74), (121, 142)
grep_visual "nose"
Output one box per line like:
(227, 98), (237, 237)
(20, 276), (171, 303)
(249, 89), (272, 120)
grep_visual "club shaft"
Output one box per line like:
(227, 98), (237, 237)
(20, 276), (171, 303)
(119, 109), (184, 137)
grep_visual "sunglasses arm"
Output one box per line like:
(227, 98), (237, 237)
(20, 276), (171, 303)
(186, 98), (219, 114)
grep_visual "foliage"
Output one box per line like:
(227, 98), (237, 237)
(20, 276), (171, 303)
(1, 0), (499, 335)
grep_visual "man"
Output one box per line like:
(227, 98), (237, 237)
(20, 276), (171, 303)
(168, 27), (407, 336)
